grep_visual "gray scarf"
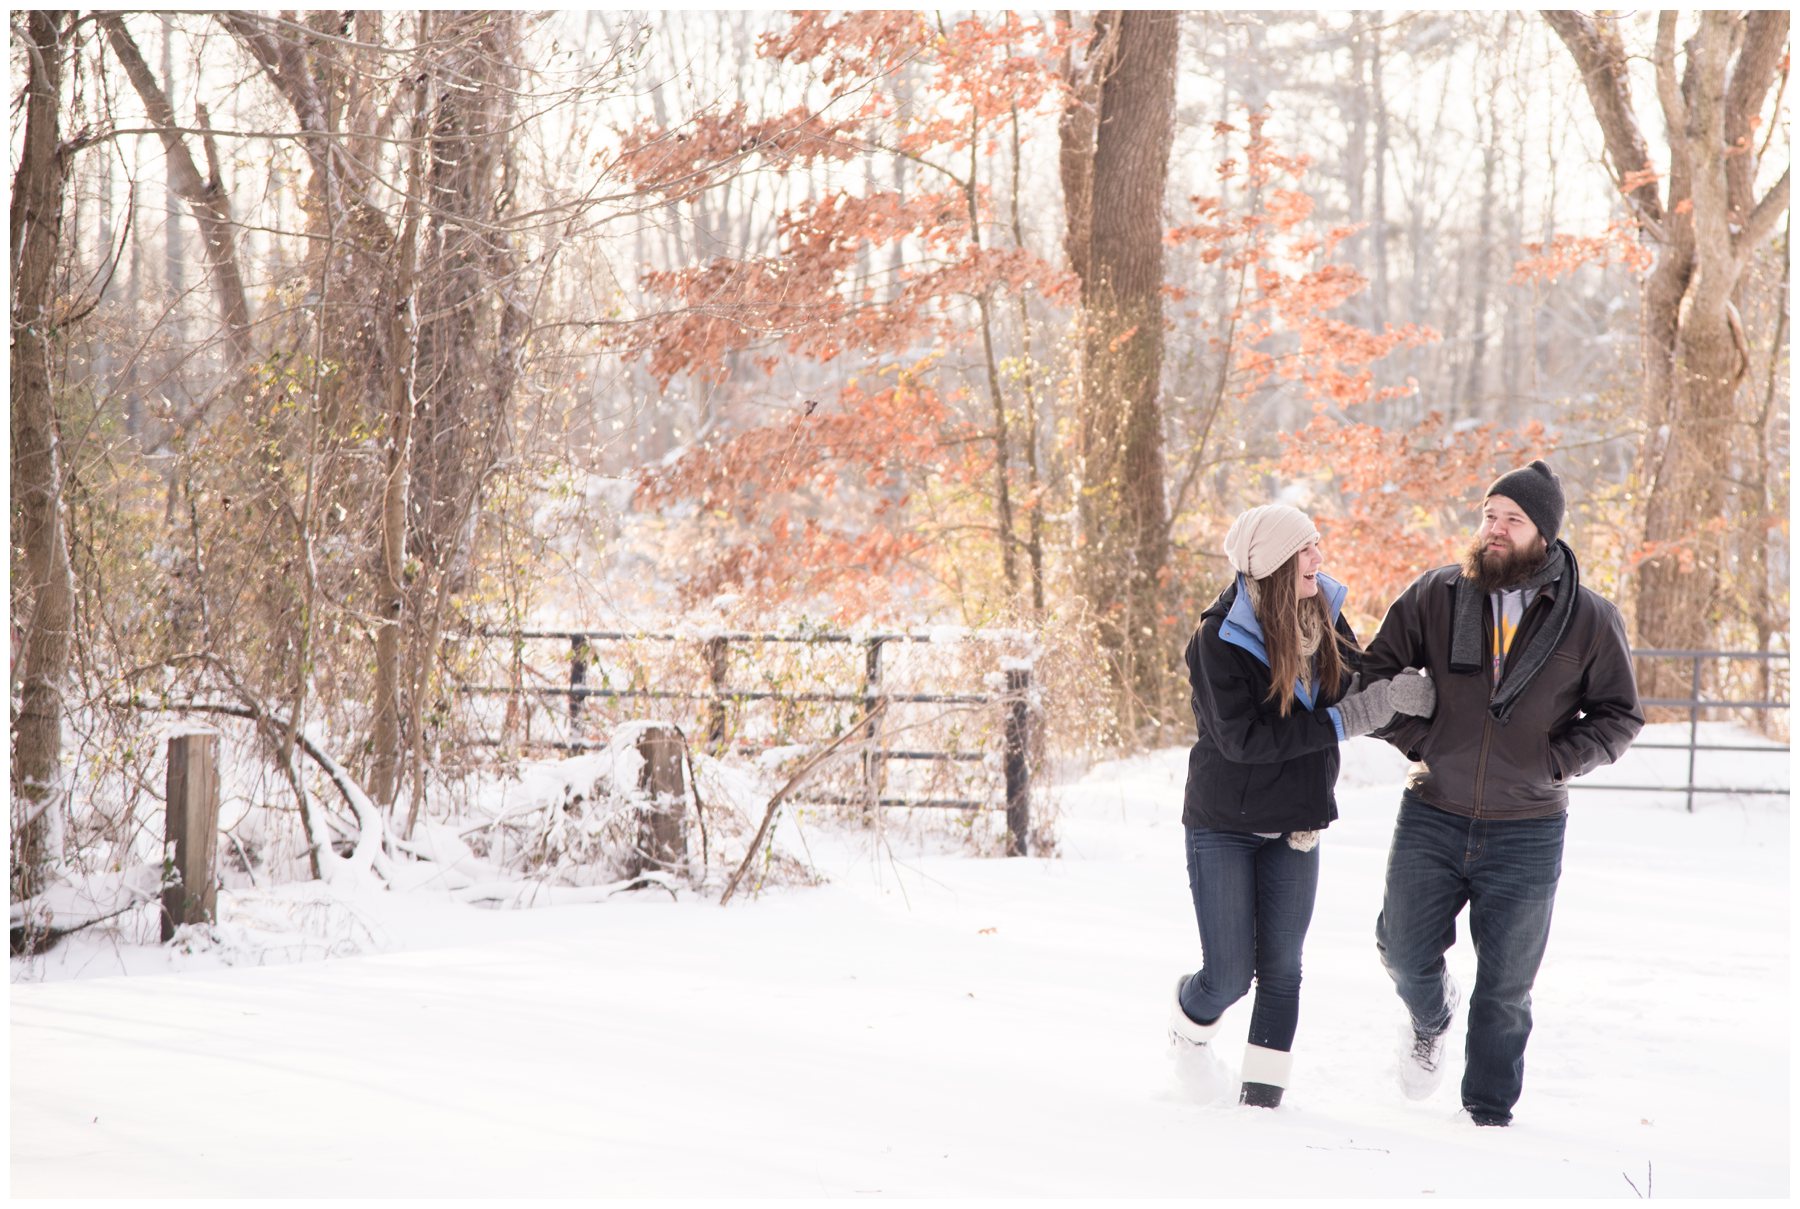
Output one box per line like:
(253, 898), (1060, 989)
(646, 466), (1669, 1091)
(1448, 540), (1577, 724)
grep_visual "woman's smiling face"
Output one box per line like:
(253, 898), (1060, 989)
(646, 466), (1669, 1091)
(1294, 541), (1323, 599)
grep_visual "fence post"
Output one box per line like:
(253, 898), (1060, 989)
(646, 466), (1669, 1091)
(1004, 666), (1032, 856)
(862, 638), (885, 810)
(162, 732), (221, 942)
(569, 634), (589, 722)
(632, 725), (689, 878)
(705, 636), (729, 752)
(1686, 653), (1702, 813)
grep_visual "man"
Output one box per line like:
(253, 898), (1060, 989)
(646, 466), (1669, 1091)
(1362, 460), (1643, 1126)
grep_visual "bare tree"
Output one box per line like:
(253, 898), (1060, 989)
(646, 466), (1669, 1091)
(11, 10), (78, 903)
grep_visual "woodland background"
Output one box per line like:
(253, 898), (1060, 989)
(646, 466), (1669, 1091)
(8, 11), (1791, 912)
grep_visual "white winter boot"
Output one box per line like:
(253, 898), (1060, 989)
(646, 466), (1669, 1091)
(1168, 976), (1232, 1102)
(1396, 977), (1461, 1100)
(1240, 1045), (1293, 1109)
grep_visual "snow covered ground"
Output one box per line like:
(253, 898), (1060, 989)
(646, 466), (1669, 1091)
(10, 725), (1790, 1198)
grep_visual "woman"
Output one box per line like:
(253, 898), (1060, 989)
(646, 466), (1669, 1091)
(1169, 504), (1434, 1109)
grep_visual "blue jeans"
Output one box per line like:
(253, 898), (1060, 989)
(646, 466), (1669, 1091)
(1375, 793), (1566, 1123)
(1179, 826), (1320, 1052)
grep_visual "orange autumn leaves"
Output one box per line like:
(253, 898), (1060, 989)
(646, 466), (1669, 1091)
(610, 13), (1073, 613)
(633, 369), (967, 612)
(1168, 112), (1437, 413)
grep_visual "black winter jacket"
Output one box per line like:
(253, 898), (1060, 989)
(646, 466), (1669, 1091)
(1363, 561), (1644, 820)
(1181, 574), (1363, 833)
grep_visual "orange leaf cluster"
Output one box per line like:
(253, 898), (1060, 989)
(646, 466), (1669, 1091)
(1512, 218), (1654, 284)
(637, 373), (965, 520)
(897, 15), (1074, 154)
(623, 188), (1072, 385)
(1170, 113), (1438, 412)
(759, 11), (934, 88)
(617, 103), (861, 199)
(616, 13), (1074, 387)
(634, 369), (980, 612)
(1625, 517), (1730, 573)
(1617, 165), (1662, 196)
(667, 518), (928, 615)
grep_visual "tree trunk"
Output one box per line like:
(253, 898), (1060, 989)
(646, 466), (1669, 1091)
(1010, 100), (1047, 616)
(160, 14), (186, 343)
(1066, 9), (1181, 735)
(1633, 14), (1745, 672)
(395, 11), (527, 817)
(10, 10), (76, 903)
(371, 29), (430, 813)
(1369, 19), (1391, 324)
(964, 106), (1018, 599)
(1345, 13), (1370, 326)
(1056, 11), (1107, 289)
(1745, 214), (1788, 716)
(1462, 25), (1503, 417)
(101, 14), (253, 364)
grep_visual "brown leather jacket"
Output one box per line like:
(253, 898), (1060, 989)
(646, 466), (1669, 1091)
(1363, 563), (1644, 820)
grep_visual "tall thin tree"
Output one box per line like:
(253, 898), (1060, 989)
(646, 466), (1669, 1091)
(10, 10), (78, 904)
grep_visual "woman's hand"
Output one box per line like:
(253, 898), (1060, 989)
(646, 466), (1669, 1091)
(1389, 668), (1435, 717)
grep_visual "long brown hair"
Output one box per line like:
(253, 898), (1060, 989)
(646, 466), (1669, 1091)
(1248, 554), (1355, 717)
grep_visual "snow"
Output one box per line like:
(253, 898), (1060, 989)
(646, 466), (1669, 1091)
(9, 724), (1791, 1199)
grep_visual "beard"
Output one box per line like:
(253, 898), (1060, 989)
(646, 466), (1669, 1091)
(1462, 532), (1549, 591)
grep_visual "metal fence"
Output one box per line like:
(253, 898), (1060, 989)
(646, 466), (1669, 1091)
(1571, 648), (1788, 812)
(454, 627), (1038, 854)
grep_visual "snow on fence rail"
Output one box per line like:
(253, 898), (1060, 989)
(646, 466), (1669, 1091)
(1571, 648), (1788, 812)
(452, 627), (1039, 855)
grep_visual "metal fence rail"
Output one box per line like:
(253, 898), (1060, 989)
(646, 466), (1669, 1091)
(1571, 648), (1788, 812)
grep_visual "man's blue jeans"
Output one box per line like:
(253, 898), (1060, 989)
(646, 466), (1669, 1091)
(1375, 792), (1566, 1123)
(1179, 826), (1320, 1052)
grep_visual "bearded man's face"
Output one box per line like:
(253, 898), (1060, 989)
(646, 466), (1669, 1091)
(1462, 496), (1548, 590)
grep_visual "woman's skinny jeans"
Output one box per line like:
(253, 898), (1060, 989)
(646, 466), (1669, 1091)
(1178, 825), (1320, 1052)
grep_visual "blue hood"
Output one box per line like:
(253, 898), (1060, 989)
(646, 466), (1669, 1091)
(1218, 571), (1348, 710)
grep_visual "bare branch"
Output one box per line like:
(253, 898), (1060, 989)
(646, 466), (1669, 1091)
(720, 699), (887, 905)
(98, 13), (253, 363)
(1542, 10), (1665, 226)
(1724, 10), (1788, 222)
(1739, 166), (1791, 257)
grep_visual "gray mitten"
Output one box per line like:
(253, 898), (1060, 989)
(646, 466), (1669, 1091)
(1333, 677), (1393, 738)
(1389, 667), (1435, 717)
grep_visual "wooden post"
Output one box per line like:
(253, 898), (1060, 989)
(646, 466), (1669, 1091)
(861, 638), (885, 810)
(569, 635), (589, 721)
(704, 636), (729, 751)
(632, 726), (688, 877)
(1003, 667), (1032, 856)
(162, 732), (221, 941)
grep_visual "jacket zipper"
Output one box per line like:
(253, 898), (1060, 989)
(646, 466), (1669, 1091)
(1473, 715), (1494, 818)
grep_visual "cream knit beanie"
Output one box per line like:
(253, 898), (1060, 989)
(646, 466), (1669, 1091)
(1224, 504), (1320, 580)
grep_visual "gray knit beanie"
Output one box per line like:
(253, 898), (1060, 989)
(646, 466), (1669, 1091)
(1224, 504), (1320, 580)
(1485, 460), (1565, 544)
